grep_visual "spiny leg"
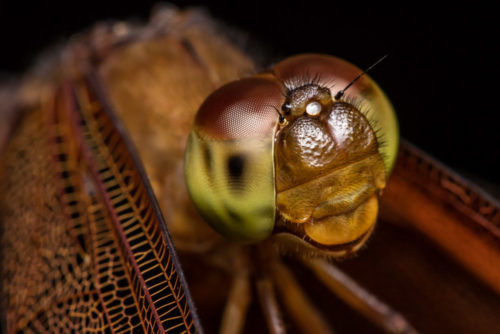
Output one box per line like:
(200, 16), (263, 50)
(256, 275), (287, 334)
(305, 258), (419, 334)
(271, 259), (336, 334)
(219, 254), (252, 334)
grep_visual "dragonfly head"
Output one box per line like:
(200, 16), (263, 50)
(185, 54), (398, 257)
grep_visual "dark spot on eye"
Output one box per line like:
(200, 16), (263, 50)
(227, 154), (245, 181)
(226, 205), (244, 224)
(257, 206), (275, 219)
(201, 142), (212, 177)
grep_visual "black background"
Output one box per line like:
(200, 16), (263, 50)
(1, 1), (498, 189)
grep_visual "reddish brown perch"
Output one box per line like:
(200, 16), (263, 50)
(383, 141), (500, 297)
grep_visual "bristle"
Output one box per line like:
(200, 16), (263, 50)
(339, 94), (387, 154)
(282, 70), (334, 96)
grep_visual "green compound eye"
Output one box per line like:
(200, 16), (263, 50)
(185, 54), (398, 252)
(184, 76), (282, 242)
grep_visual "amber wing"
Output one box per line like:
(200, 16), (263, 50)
(0, 73), (201, 333)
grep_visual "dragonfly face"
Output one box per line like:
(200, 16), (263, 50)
(185, 53), (398, 257)
(1, 6), (499, 334)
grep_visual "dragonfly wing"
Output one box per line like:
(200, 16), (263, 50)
(0, 71), (202, 333)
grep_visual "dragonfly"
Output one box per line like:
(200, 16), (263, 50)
(1, 7), (499, 334)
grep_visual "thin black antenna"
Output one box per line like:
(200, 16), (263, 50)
(334, 54), (388, 100)
(272, 106), (285, 123)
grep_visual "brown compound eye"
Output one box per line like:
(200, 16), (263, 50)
(273, 54), (362, 96)
(194, 76), (284, 140)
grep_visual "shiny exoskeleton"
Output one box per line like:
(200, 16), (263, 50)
(185, 54), (398, 256)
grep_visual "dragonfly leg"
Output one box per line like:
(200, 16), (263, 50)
(304, 258), (419, 334)
(270, 259), (336, 334)
(219, 256), (252, 334)
(256, 275), (287, 334)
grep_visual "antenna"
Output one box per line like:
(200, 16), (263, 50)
(334, 54), (388, 100)
(272, 106), (285, 123)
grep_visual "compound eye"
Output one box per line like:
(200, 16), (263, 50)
(185, 76), (284, 242)
(194, 77), (284, 140)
